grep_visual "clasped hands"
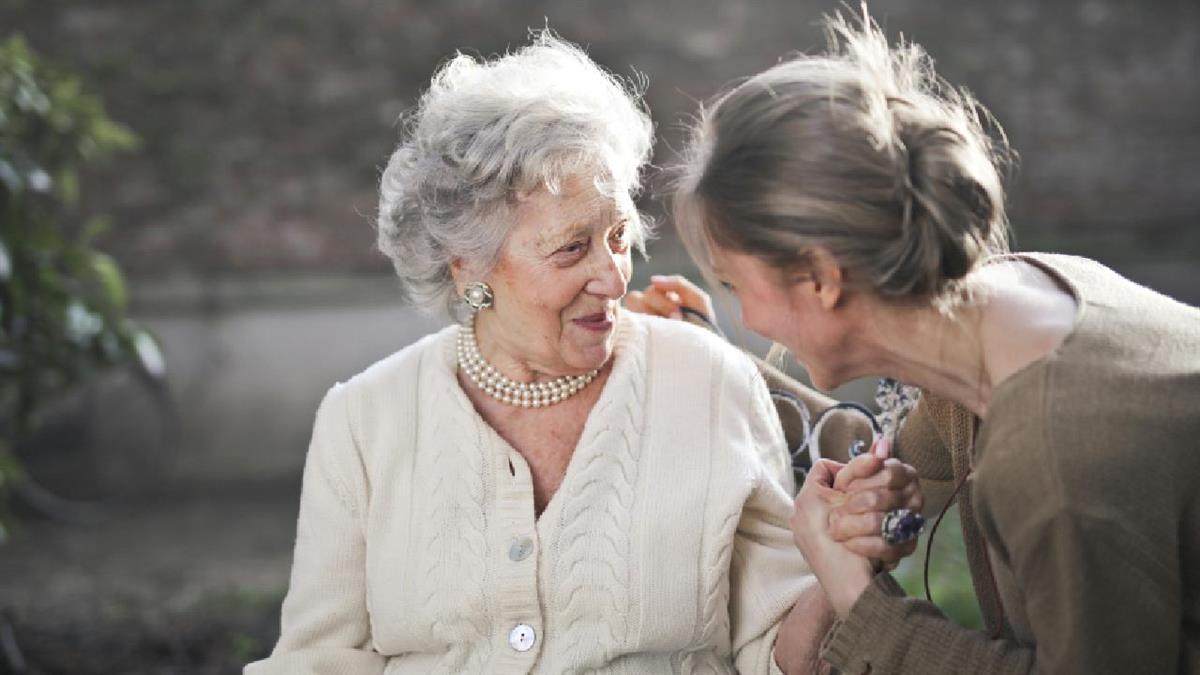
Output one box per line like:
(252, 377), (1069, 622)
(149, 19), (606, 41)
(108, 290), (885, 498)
(628, 276), (926, 619)
(791, 441), (924, 618)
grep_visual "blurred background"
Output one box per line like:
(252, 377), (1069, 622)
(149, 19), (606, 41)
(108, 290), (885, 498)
(0, 0), (1196, 672)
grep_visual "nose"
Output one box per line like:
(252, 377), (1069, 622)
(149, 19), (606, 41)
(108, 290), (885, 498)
(584, 247), (628, 300)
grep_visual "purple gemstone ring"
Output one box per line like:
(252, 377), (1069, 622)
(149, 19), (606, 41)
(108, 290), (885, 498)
(881, 508), (925, 545)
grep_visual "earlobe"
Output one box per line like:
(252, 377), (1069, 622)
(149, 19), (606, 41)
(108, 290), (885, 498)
(449, 257), (467, 294)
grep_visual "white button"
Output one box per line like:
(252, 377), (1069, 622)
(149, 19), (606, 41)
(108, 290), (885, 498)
(508, 623), (536, 652)
(508, 537), (533, 561)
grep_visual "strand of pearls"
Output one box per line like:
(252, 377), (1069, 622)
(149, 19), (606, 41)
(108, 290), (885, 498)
(457, 315), (598, 408)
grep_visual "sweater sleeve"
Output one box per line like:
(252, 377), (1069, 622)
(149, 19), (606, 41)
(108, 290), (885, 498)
(820, 573), (1035, 674)
(244, 384), (386, 675)
(730, 464), (815, 675)
(730, 362), (816, 674)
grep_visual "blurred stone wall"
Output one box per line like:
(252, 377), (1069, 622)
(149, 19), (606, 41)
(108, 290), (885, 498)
(5, 0), (1199, 278)
(4, 0), (1198, 488)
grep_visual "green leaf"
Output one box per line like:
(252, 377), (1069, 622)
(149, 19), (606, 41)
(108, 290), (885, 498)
(0, 439), (26, 486)
(14, 81), (49, 115)
(89, 251), (127, 312)
(82, 216), (112, 243)
(56, 167), (78, 204)
(93, 119), (139, 152)
(50, 75), (81, 109)
(0, 31), (150, 542)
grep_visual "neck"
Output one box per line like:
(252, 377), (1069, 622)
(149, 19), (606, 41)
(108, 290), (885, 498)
(853, 297), (993, 417)
(472, 311), (553, 383)
(459, 313), (602, 408)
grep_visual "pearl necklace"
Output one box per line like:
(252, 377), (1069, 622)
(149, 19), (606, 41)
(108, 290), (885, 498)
(456, 315), (599, 407)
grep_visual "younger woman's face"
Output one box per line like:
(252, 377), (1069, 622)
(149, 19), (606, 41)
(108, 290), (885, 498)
(708, 246), (854, 391)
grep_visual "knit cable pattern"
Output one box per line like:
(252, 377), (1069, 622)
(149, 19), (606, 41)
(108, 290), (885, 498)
(683, 356), (771, 675)
(550, 317), (647, 674)
(415, 358), (494, 673)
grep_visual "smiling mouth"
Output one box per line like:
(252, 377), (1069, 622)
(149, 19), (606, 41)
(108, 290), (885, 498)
(573, 311), (615, 332)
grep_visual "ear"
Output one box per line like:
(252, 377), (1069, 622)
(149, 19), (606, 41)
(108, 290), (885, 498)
(449, 257), (469, 295)
(807, 246), (845, 311)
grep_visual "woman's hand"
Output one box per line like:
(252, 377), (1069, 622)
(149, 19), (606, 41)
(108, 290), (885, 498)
(790, 459), (875, 619)
(626, 274), (715, 324)
(773, 580), (837, 675)
(827, 439), (925, 569)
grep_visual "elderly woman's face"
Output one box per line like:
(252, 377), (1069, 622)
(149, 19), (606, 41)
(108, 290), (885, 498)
(474, 175), (634, 377)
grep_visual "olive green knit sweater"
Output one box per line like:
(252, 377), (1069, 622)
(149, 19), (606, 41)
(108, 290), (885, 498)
(822, 253), (1200, 674)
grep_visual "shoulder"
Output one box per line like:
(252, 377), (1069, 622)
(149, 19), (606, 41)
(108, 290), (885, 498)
(336, 323), (456, 400)
(314, 324), (457, 448)
(1010, 252), (1200, 327)
(629, 312), (771, 418)
(627, 313), (789, 484)
(627, 312), (780, 430)
(304, 325), (460, 484)
(629, 311), (761, 385)
(995, 252), (1116, 287)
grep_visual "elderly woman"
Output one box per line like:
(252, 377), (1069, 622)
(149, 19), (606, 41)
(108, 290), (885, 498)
(245, 33), (917, 675)
(658, 12), (1200, 675)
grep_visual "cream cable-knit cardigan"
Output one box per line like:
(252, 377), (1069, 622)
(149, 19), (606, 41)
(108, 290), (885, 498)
(245, 312), (813, 675)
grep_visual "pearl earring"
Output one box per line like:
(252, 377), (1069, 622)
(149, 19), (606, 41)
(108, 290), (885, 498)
(463, 281), (494, 311)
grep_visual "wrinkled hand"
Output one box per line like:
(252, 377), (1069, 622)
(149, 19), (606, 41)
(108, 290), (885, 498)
(790, 459), (875, 619)
(828, 438), (924, 569)
(625, 274), (715, 324)
(774, 580), (837, 675)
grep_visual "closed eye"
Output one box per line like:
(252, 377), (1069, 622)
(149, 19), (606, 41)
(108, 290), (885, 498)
(556, 240), (588, 256)
(719, 280), (736, 292)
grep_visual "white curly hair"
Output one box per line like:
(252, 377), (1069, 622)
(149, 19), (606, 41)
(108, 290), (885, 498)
(376, 31), (655, 315)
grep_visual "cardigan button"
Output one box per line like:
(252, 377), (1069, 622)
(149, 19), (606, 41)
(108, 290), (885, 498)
(508, 537), (534, 561)
(509, 623), (536, 652)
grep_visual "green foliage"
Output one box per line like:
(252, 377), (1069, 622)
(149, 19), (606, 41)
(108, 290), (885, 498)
(231, 633), (263, 662)
(893, 506), (985, 630)
(0, 34), (163, 539)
